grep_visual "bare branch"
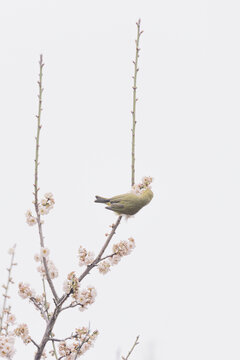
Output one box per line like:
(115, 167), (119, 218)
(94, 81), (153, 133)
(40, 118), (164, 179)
(48, 335), (78, 342)
(131, 18), (143, 186)
(30, 338), (40, 349)
(33, 54), (59, 303)
(99, 252), (116, 262)
(122, 335), (140, 360)
(29, 297), (48, 322)
(0, 245), (16, 334)
(60, 302), (83, 312)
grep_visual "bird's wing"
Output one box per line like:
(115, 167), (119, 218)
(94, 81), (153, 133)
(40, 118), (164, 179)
(105, 203), (124, 212)
(109, 192), (137, 203)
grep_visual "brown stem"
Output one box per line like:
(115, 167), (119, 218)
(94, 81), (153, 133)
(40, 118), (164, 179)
(78, 215), (122, 282)
(57, 215), (122, 306)
(122, 335), (140, 360)
(34, 306), (61, 360)
(131, 19), (143, 187)
(0, 246), (16, 334)
(33, 55), (59, 303)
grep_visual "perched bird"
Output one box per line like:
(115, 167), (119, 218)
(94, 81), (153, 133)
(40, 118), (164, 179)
(95, 187), (153, 216)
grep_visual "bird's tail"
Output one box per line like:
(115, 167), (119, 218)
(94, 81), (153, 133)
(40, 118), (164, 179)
(95, 195), (109, 203)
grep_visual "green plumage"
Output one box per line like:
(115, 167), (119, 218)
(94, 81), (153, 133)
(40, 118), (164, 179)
(95, 187), (153, 215)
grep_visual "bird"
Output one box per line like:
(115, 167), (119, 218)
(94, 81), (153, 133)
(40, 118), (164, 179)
(94, 187), (153, 216)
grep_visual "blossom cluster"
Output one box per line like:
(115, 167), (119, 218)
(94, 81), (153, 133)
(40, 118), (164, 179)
(78, 286), (97, 311)
(0, 335), (15, 358)
(25, 210), (37, 226)
(38, 192), (55, 216)
(34, 248), (59, 279)
(63, 272), (80, 299)
(0, 247), (17, 358)
(2, 311), (16, 329)
(78, 246), (95, 267)
(58, 327), (99, 359)
(0, 306), (16, 334)
(36, 259), (58, 279)
(18, 283), (35, 300)
(98, 237), (135, 275)
(18, 282), (50, 320)
(14, 323), (31, 344)
(131, 176), (153, 195)
(25, 192), (55, 226)
(63, 273), (97, 311)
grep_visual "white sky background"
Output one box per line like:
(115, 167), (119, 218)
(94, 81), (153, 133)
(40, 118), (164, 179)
(0, 0), (240, 359)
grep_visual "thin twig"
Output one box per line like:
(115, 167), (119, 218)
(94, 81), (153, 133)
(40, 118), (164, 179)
(29, 297), (48, 322)
(122, 335), (140, 360)
(79, 215), (122, 281)
(99, 252), (116, 262)
(56, 332), (90, 360)
(60, 302), (83, 312)
(48, 335), (77, 342)
(33, 54), (59, 303)
(0, 245), (16, 334)
(131, 19), (143, 187)
(31, 338), (40, 349)
(74, 330), (90, 360)
(41, 278), (58, 359)
(57, 215), (122, 306)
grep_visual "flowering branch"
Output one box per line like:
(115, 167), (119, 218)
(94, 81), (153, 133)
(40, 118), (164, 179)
(0, 246), (16, 334)
(29, 297), (48, 322)
(22, 20), (144, 360)
(33, 55), (59, 303)
(72, 329), (90, 360)
(78, 215), (122, 281)
(122, 335), (140, 360)
(57, 215), (122, 307)
(131, 19), (143, 187)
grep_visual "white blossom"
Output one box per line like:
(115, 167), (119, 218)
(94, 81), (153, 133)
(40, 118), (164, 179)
(25, 210), (37, 226)
(78, 286), (97, 311)
(7, 314), (16, 325)
(78, 246), (95, 267)
(58, 328), (98, 358)
(34, 254), (41, 262)
(0, 335), (15, 358)
(63, 272), (80, 299)
(36, 259), (58, 279)
(98, 261), (111, 274)
(14, 323), (31, 344)
(40, 247), (50, 259)
(38, 192), (55, 216)
(109, 254), (121, 265)
(18, 282), (35, 299)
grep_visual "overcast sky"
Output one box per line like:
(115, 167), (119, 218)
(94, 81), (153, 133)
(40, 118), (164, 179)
(0, 0), (240, 359)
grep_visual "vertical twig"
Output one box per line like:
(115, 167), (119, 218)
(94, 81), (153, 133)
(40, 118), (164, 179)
(0, 245), (16, 334)
(33, 55), (59, 303)
(122, 335), (140, 360)
(131, 19), (143, 187)
(42, 278), (58, 359)
(73, 329), (90, 360)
